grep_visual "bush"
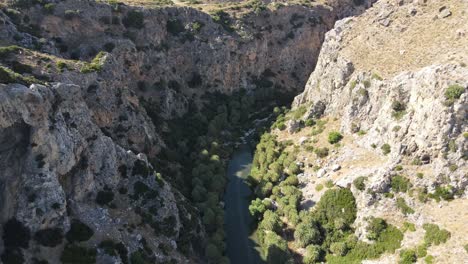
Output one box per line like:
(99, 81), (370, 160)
(294, 222), (321, 248)
(396, 197), (414, 215)
(60, 244), (97, 264)
(328, 131), (343, 144)
(0, 45), (21, 57)
(325, 180), (334, 188)
(391, 175), (411, 193)
(314, 147), (329, 158)
(445, 84), (465, 100)
(96, 190), (114, 206)
(402, 222), (416, 232)
(330, 242), (348, 256)
(367, 217), (387, 240)
(43, 3), (55, 14)
(381, 144), (391, 155)
(260, 210), (281, 233)
(66, 220), (94, 242)
(399, 249), (417, 264)
(123, 11), (144, 29)
(166, 19), (185, 35)
(56, 61), (68, 72)
(263, 232), (291, 264)
(315, 184), (324, 191)
(2, 218), (31, 249)
(34, 228), (63, 247)
(81, 52), (107, 73)
(422, 223), (451, 246)
(314, 188), (357, 226)
(303, 245), (321, 264)
(353, 176), (366, 191)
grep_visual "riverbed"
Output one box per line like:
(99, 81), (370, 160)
(224, 145), (263, 264)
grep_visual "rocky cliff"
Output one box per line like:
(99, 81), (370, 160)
(0, 0), (375, 263)
(287, 0), (467, 262)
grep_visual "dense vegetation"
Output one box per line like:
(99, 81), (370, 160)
(247, 122), (404, 263)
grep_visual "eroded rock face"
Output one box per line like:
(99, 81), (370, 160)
(0, 83), (203, 263)
(292, 0), (467, 261)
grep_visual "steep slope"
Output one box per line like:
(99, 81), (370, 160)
(247, 0), (467, 263)
(0, 0), (376, 263)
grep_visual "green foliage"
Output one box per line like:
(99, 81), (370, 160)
(291, 105), (307, 120)
(353, 176), (366, 191)
(303, 244), (321, 264)
(315, 184), (324, 191)
(60, 244), (97, 264)
(325, 180), (334, 188)
(43, 3), (55, 13)
(424, 255), (434, 264)
(314, 188), (357, 227)
(0, 66), (41, 85)
(367, 217), (387, 240)
(123, 11), (144, 29)
(429, 185), (454, 201)
(210, 10), (234, 32)
(422, 223), (451, 246)
(263, 232), (291, 264)
(330, 241), (348, 256)
(249, 198), (267, 219)
(0, 45), (21, 57)
(328, 131), (343, 144)
(381, 144), (391, 155)
(402, 222), (416, 233)
(399, 249), (417, 264)
(391, 175), (411, 193)
(66, 220), (94, 243)
(396, 197), (414, 215)
(56, 61), (69, 72)
(34, 228), (63, 247)
(416, 244), (427, 258)
(259, 210), (282, 233)
(445, 84), (465, 100)
(314, 147), (329, 158)
(81, 52), (107, 73)
(294, 222), (321, 248)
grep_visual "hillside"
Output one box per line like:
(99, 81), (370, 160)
(246, 0), (466, 263)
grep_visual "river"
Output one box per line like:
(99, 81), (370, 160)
(224, 145), (264, 264)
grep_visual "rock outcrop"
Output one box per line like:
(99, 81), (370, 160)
(291, 0), (467, 262)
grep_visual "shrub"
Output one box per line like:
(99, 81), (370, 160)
(402, 222), (416, 232)
(264, 232), (291, 264)
(166, 19), (185, 35)
(249, 198), (267, 219)
(396, 197), (414, 215)
(391, 175), (411, 193)
(314, 147), (329, 158)
(81, 52), (107, 73)
(43, 3), (55, 14)
(325, 180), (334, 188)
(60, 244), (97, 264)
(315, 184), (324, 191)
(391, 101), (406, 112)
(330, 242), (348, 256)
(381, 144), (391, 155)
(0, 45), (21, 57)
(422, 223), (451, 246)
(367, 217), (387, 240)
(96, 190), (114, 206)
(34, 228), (63, 247)
(123, 11), (144, 29)
(260, 210), (281, 233)
(399, 249), (417, 264)
(353, 176), (366, 191)
(445, 84), (465, 100)
(425, 255), (434, 264)
(66, 220), (94, 242)
(2, 218), (30, 249)
(56, 61), (68, 72)
(294, 222), (321, 248)
(416, 244), (427, 258)
(303, 245), (320, 264)
(314, 188), (357, 226)
(328, 131), (343, 144)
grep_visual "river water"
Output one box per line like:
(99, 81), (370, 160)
(224, 145), (264, 264)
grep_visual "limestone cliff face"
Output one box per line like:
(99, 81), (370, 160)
(291, 0), (467, 262)
(0, 83), (203, 263)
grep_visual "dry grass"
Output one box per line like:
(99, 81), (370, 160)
(340, 0), (468, 78)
